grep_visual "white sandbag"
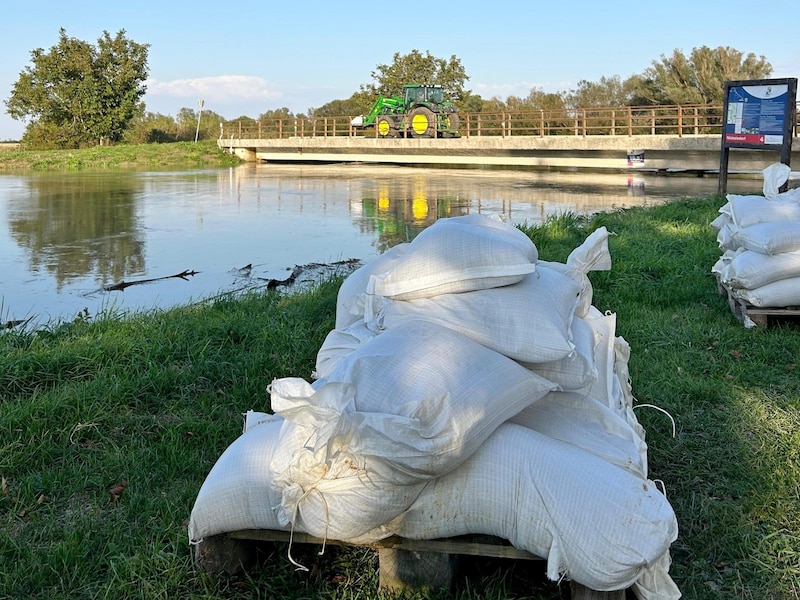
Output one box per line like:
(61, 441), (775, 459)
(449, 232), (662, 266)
(270, 405), (428, 541)
(370, 265), (580, 364)
(726, 194), (800, 228)
(189, 419), (677, 599)
(366, 213), (537, 301)
(358, 422), (679, 595)
(777, 187), (800, 202)
(539, 226), (612, 318)
(762, 162), (791, 198)
(270, 321), (556, 539)
(738, 276), (800, 307)
(519, 312), (597, 392)
(243, 410), (281, 432)
(711, 251), (732, 281)
(715, 219), (737, 251)
(334, 243), (410, 329)
(613, 334), (647, 442)
(709, 210), (730, 232)
(731, 221), (800, 255)
(188, 419), (287, 542)
(585, 309), (619, 412)
(721, 248), (800, 290)
(511, 390), (648, 478)
(313, 320), (377, 380)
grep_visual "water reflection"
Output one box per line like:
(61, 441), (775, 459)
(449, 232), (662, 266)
(7, 172), (145, 291)
(0, 164), (763, 326)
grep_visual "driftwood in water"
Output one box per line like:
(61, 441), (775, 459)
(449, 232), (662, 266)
(260, 258), (361, 289)
(262, 265), (305, 289)
(103, 269), (199, 292)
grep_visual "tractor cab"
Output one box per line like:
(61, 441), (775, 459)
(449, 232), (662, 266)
(403, 84), (445, 106)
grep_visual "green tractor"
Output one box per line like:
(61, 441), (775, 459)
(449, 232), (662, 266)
(351, 84), (459, 138)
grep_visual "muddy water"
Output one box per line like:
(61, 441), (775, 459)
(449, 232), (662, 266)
(0, 163), (762, 327)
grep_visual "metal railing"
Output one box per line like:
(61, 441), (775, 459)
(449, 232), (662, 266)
(221, 103), (800, 140)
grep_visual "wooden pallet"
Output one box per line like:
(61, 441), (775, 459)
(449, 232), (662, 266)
(716, 277), (800, 328)
(194, 529), (628, 599)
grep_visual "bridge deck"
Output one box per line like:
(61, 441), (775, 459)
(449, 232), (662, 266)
(219, 134), (799, 175)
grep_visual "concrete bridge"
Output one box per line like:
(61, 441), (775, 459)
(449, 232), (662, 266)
(219, 134), (799, 177)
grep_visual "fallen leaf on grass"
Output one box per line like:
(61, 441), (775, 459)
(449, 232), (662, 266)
(1, 476), (8, 496)
(108, 480), (127, 503)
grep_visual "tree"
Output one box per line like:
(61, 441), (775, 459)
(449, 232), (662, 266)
(123, 107), (226, 144)
(364, 50), (470, 104)
(459, 91), (484, 113)
(565, 76), (635, 109)
(257, 107), (296, 121)
(525, 87), (568, 111)
(123, 112), (180, 144)
(6, 28), (150, 149)
(630, 46), (772, 105)
(311, 94), (372, 117)
(310, 51), (471, 117)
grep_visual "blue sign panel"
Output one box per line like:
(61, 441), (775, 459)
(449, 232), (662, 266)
(725, 83), (789, 145)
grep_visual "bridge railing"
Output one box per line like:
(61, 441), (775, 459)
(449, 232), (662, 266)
(221, 103), (800, 140)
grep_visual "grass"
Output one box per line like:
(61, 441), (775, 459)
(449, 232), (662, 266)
(2, 197), (799, 599)
(0, 140), (242, 171)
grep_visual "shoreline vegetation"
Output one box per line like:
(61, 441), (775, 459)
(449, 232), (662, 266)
(1, 157), (799, 598)
(0, 140), (242, 171)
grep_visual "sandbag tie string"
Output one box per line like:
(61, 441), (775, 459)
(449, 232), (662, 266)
(286, 481), (330, 571)
(632, 404), (676, 438)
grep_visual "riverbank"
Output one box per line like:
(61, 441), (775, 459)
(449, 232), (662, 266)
(0, 140), (242, 171)
(2, 198), (798, 599)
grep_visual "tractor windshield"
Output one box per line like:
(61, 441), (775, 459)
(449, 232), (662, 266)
(404, 85), (445, 104)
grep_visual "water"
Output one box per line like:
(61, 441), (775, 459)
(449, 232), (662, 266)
(0, 163), (763, 327)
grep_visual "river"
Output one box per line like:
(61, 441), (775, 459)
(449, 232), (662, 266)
(0, 163), (763, 328)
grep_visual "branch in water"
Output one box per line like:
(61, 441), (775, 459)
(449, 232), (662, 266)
(260, 258), (361, 289)
(103, 269), (199, 292)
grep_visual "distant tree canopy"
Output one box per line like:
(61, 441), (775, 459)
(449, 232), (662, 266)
(629, 46), (773, 105)
(566, 75), (636, 109)
(124, 107), (226, 144)
(367, 50), (469, 102)
(6, 29), (150, 149)
(308, 45), (772, 120)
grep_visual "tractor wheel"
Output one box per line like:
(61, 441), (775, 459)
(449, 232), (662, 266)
(377, 116), (394, 138)
(446, 112), (460, 135)
(409, 107), (435, 138)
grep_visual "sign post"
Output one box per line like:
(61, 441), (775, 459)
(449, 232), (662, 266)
(718, 78), (797, 195)
(195, 99), (205, 143)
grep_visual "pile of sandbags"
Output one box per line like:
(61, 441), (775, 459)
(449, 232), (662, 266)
(189, 214), (680, 599)
(712, 163), (800, 307)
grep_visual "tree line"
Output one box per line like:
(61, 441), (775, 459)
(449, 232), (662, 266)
(4, 30), (774, 149)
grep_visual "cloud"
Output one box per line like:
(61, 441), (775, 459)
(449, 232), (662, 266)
(145, 75), (282, 102)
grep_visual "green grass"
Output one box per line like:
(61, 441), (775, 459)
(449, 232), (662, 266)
(0, 140), (242, 171)
(2, 197), (799, 599)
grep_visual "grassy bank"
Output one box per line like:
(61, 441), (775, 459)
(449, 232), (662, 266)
(0, 140), (242, 171)
(1, 198), (799, 599)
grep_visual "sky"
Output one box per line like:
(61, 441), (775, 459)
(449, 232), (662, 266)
(1, 0), (798, 141)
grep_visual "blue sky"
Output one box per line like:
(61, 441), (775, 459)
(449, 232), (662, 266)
(1, 0), (798, 140)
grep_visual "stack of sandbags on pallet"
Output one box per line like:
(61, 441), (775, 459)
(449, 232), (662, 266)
(712, 163), (800, 307)
(189, 214), (680, 600)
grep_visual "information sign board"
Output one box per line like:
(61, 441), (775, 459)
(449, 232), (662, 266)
(718, 78), (797, 194)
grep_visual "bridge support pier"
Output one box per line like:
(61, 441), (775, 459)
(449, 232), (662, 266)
(232, 147), (257, 162)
